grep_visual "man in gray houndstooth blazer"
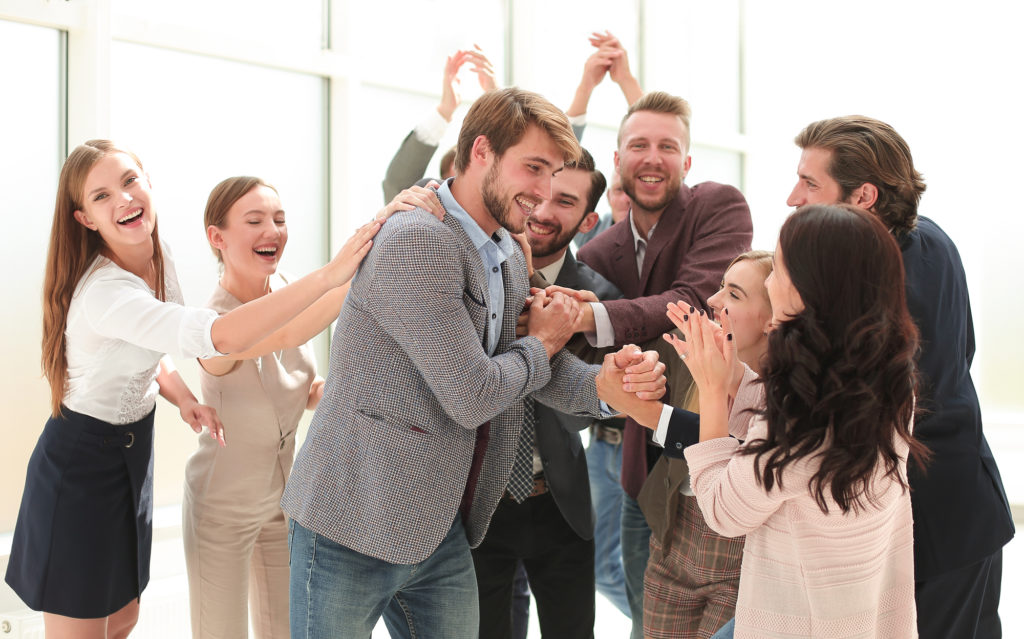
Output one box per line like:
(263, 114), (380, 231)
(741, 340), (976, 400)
(282, 88), (653, 638)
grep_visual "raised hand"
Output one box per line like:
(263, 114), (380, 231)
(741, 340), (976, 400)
(438, 50), (469, 122)
(671, 304), (735, 398)
(466, 44), (498, 91)
(589, 30), (642, 105)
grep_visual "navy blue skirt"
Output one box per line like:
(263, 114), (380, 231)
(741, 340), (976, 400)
(4, 406), (155, 618)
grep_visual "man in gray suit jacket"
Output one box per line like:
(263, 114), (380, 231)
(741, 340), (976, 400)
(473, 148), (621, 638)
(282, 88), (664, 639)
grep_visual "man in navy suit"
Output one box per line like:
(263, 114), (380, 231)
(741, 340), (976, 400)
(786, 116), (1014, 639)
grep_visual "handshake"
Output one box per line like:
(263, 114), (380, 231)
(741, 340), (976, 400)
(516, 285), (668, 414)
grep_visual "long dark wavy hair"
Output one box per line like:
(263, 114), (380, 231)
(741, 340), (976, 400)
(744, 203), (929, 514)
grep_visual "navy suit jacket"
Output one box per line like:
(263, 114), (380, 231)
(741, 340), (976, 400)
(900, 217), (1014, 579)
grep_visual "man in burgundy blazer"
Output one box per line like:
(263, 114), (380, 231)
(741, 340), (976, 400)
(572, 91), (752, 637)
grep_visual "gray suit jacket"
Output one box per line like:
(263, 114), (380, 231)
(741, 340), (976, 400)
(281, 205), (603, 565)
(531, 252), (622, 540)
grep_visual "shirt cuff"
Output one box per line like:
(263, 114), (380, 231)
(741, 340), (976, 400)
(652, 403), (675, 447)
(585, 302), (614, 348)
(567, 112), (587, 128)
(599, 400), (615, 417)
(414, 109), (450, 145)
(196, 310), (228, 359)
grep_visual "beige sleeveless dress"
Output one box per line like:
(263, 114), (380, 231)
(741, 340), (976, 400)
(183, 275), (317, 638)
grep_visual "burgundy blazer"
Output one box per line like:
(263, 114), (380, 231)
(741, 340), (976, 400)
(577, 181), (752, 498)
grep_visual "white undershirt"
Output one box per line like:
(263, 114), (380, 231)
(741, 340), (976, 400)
(586, 211), (658, 347)
(63, 243), (220, 424)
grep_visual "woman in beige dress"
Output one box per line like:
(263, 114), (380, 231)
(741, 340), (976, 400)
(182, 177), (442, 638)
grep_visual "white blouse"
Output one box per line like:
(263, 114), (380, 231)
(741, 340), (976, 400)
(63, 243), (220, 424)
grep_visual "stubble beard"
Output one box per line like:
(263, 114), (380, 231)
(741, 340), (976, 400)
(482, 160), (527, 234)
(621, 171), (682, 216)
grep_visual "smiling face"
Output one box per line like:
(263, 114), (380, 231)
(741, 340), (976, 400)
(707, 259), (773, 366)
(526, 167), (593, 261)
(481, 125), (564, 234)
(786, 147), (844, 208)
(615, 110), (692, 216)
(765, 241), (805, 327)
(208, 185), (287, 279)
(73, 152), (155, 255)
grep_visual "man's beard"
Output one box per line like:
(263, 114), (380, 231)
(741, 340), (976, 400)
(621, 171), (681, 214)
(529, 216), (586, 259)
(482, 160), (525, 234)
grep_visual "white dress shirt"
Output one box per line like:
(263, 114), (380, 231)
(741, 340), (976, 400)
(63, 243), (220, 424)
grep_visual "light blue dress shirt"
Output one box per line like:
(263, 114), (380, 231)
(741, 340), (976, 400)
(436, 179), (514, 356)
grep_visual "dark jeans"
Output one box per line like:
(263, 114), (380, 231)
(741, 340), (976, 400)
(916, 547), (1003, 639)
(472, 491), (596, 639)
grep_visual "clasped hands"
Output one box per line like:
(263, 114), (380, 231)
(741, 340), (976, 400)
(663, 301), (744, 400)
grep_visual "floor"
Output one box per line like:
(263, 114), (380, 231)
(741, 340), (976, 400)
(2, 421), (1022, 637)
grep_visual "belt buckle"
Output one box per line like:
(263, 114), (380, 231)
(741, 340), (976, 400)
(529, 474), (548, 498)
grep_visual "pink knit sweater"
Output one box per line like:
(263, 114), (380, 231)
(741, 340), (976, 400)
(685, 381), (917, 638)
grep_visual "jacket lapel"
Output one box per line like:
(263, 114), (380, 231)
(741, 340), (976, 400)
(638, 186), (690, 293)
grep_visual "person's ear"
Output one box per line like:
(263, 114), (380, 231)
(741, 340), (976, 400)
(470, 135), (493, 168)
(207, 225), (226, 252)
(73, 209), (97, 231)
(578, 211), (600, 234)
(848, 183), (879, 210)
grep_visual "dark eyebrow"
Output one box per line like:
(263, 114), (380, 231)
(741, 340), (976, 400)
(88, 169), (136, 197)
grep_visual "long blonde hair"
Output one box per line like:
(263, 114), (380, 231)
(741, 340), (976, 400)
(41, 140), (167, 417)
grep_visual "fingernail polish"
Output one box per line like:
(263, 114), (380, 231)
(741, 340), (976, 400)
(725, 308), (729, 315)
(689, 305), (695, 313)
(699, 309), (705, 316)
(727, 333), (733, 341)
(682, 315), (689, 321)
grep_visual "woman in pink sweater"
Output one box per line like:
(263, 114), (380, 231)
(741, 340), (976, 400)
(667, 203), (928, 639)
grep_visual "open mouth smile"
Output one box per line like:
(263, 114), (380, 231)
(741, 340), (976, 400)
(117, 208), (144, 225)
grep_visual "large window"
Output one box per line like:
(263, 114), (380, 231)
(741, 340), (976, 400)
(0, 19), (64, 532)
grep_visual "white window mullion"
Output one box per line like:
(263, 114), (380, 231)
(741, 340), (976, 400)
(66, 0), (112, 143)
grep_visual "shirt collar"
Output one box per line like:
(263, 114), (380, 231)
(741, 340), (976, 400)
(629, 210), (657, 249)
(536, 251), (567, 284)
(437, 178), (513, 261)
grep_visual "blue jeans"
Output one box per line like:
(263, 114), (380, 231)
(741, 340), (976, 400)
(710, 617), (735, 638)
(621, 493), (651, 639)
(586, 438), (631, 618)
(288, 517), (478, 639)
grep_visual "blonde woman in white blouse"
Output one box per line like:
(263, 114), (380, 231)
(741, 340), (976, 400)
(4, 140), (382, 639)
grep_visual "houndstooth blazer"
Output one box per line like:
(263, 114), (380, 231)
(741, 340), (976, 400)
(281, 205), (602, 565)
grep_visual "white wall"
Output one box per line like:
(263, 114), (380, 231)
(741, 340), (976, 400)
(2, 0), (1021, 534)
